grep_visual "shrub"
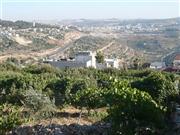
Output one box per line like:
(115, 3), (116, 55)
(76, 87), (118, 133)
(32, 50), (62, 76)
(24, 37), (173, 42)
(131, 72), (178, 104)
(105, 78), (165, 135)
(22, 88), (56, 119)
(0, 104), (22, 134)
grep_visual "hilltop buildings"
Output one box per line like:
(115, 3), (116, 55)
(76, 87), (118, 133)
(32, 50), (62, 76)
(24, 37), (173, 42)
(44, 51), (120, 69)
(44, 51), (96, 69)
(152, 54), (180, 72)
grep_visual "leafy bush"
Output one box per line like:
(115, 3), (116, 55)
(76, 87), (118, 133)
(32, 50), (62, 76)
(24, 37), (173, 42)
(131, 72), (178, 104)
(0, 104), (22, 134)
(22, 88), (56, 119)
(44, 77), (97, 106)
(24, 64), (59, 74)
(0, 63), (179, 134)
(0, 63), (20, 72)
(105, 78), (165, 135)
(71, 87), (105, 110)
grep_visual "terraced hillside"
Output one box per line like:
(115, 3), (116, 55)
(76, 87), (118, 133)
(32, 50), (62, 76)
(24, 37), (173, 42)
(0, 20), (84, 62)
(0, 18), (179, 64)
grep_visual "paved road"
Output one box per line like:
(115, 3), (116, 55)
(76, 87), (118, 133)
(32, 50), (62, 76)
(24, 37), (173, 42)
(162, 50), (180, 66)
(48, 35), (84, 59)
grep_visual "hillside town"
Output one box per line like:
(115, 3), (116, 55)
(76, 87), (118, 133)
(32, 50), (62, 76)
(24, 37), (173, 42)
(0, 0), (180, 133)
(1, 19), (179, 73)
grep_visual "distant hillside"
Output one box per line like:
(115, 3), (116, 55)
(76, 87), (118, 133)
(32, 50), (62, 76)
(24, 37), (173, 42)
(0, 20), (57, 29)
(0, 18), (179, 63)
(58, 17), (180, 27)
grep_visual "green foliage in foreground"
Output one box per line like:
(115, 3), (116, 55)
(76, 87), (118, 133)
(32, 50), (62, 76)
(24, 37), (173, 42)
(105, 78), (165, 135)
(22, 88), (56, 119)
(0, 104), (22, 134)
(131, 71), (179, 104)
(0, 63), (179, 134)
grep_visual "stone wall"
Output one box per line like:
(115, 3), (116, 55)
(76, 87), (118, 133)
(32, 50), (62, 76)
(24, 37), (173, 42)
(9, 123), (110, 135)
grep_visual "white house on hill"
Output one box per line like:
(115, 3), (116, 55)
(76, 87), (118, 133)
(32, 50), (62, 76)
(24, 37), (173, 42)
(45, 51), (96, 69)
(104, 58), (119, 68)
(150, 62), (166, 70)
(75, 51), (96, 68)
(44, 51), (121, 69)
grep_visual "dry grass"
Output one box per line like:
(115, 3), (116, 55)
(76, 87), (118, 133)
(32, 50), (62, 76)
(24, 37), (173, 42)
(23, 106), (108, 126)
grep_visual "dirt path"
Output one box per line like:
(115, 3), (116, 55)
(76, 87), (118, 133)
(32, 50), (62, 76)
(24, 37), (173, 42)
(97, 41), (114, 52)
(12, 36), (32, 46)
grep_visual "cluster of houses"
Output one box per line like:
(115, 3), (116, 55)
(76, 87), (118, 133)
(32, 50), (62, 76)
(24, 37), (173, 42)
(43, 51), (120, 69)
(77, 22), (161, 33)
(43, 51), (180, 71)
(150, 54), (180, 72)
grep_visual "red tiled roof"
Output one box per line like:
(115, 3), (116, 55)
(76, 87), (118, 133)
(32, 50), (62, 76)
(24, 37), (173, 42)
(174, 55), (180, 60)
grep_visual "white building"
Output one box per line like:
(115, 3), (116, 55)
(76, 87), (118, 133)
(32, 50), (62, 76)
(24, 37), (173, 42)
(44, 51), (122, 69)
(33, 21), (36, 27)
(104, 59), (119, 68)
(96, 58), (120, 69)
(150, 62), (166, 70)
(75, 51), (96, 68)
(45, 51), (96, 69)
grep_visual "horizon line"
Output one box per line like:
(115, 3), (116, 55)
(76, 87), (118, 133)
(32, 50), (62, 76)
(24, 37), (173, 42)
(1, 17), (180, 22)
(2, 0), (180, 3)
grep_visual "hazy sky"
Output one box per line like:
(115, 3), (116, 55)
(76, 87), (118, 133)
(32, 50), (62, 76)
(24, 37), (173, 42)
(0, 0), (180, 21)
